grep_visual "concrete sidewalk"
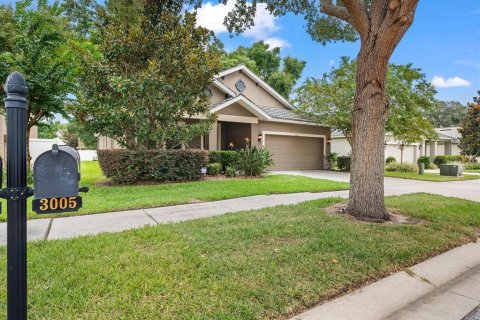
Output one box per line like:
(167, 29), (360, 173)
(291, 240), (480, 320)
(273, 170), (480, 202)
(0, 190), (349, 245)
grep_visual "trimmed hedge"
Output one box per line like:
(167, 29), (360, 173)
(97, 149), (208, 184)
(337, 156), (351, 171)
(385, 156), (397, 164)
(207, 163), (222, 176)
(464, 162), (480, 170)
(433, 155), (462, 166)
(208, 151), (238, 171)
(417, 156), (433, 169)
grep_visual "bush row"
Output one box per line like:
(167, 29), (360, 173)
(208, 151), (238, 172)
(385, 162), (418, 172)
(97, 149), (208, 184)
(433, 155), (462, 166)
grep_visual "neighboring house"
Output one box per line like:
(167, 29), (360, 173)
(331, 127), (462, 163)
(0, 115), (39, 161)
(98, 65), (331, 170)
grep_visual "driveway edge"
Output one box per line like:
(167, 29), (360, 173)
(290, 239), (480, 320)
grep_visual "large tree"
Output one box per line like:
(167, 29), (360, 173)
(221, 41), (306, 98)
(458, 91), (480, 158)
(218, 0), (421, 219)
(295, 57), (437, 147)
(0, 0), (80, 164)
(426, 100), (467, 128)
(72, 0), (221, 149)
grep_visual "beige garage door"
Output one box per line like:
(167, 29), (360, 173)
(265, 135), (324, 170)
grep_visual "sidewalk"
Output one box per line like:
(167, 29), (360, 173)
(0, 190), (349, 245)
(291, 240), (480, 320)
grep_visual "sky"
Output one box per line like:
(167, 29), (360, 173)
(2, 0), (479, 104)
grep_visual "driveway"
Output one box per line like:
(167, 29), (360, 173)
(272, 170), (480, 202)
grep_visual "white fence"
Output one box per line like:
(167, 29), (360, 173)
(29, 138), (97, 162)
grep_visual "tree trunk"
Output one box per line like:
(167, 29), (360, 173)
(347, 41), (390, 220)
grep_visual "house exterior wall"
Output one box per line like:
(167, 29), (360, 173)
(218, 103), (257, 117)
(218, 70), (288, 109)
(210, 85), (227, 104)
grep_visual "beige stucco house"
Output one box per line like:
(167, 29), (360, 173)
(331, 127), (462, 163)
(98, 65), (331, 170)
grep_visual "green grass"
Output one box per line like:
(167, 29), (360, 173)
(0, 161), (349, 222)
(385, 171), (480, 181)
(464, 169), (480, 173)
(0, 193), (478, 319)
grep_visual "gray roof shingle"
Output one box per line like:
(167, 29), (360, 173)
(257, 105), (313, 123)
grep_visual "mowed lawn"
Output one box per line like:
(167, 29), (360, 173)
(385, 171), (480, 181)
(0, 194), (478, 319)
(0, 161), (349, 221)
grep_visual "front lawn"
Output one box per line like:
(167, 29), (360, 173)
(465, 169), (480, 173)
(0, 161), (349, 221)
(0, 194), (478, 319)
(385, 171), (480, 181)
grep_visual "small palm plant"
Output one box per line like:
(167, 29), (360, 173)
(236, 145), (274, 176)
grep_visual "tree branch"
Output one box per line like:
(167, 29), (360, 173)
(320, 0), (352, 24)
(341, 0), (369, 38)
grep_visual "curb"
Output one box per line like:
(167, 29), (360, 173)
(290, 240), (480, 320)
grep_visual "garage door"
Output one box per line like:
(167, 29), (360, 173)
(265, 135), (324, 170)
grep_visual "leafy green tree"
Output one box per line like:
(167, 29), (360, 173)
(0, 0), (80, 164)
(61, 0), (100, 37)
(38, 120), (63, 139)
(60, 119), (98, 149)
(217, 0), (422, 219)
(426, 100), (467, 128)
(296, 57), (437, 147)
(72, 0), (221, 150)
(458, 91), (480, 158)
(222, 41), (306, 98)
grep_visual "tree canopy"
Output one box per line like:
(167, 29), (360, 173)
(426, 100), (467, 128)
(221, 41), (306, 99)
(295, 57), (437, 145)
(71, 0), (222, 150)
(458, 91), (480, 158)
(0, 0), (80, 161)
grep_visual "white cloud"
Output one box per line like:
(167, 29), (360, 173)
(264, 37), (290, 49)
(431, 76), (471, 88)
(454, 60), (480, 69)
(195, 2), (289, 47)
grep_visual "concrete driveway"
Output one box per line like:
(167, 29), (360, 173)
(272, 170), (480, 202)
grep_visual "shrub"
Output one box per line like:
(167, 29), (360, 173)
(385, 156), (397, 164)
(463, 162), (480, 170)
(208, 151), (238, 172)
(433, 155), (462, 166)
(385, 162), (419, 172)
(225, 166), (236, 178)
(97, 149), (208, 184)
(236, 146), (273, 176)
(417, 156), (434, 169)
(207, 163), (222, 176)
(327, 152), (338, 169)
(337, 156), (351, 171)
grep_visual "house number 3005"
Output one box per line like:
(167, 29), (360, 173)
(39, 197), (77, 211)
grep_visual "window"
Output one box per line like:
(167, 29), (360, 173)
(235, 80), (246, 92)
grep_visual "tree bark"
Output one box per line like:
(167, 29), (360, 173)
(347, 39), (390, 220)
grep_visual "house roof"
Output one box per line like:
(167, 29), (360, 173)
(216, 65), (294, 110)
(212, 79), (236, 97)
(257, 105), (313, 123)
(210, 95), (271, 120)
(435, 127), (461, 141)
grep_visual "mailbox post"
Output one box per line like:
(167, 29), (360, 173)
(2, 72), (31, 320)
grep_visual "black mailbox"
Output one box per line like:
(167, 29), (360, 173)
(32, 144), (87, 214)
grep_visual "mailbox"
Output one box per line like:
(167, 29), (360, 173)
(32, 144), (88, 214)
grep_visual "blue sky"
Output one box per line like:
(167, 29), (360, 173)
(2, 0), (479, 104)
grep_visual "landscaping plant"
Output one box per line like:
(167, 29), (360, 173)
(385, 156), (396, 164)
(417, 156), (434, 169)
(207, 163), (222, 176)
(385, 162), (419, 173)
(236, 146), (274, 176)
(337, 156), (351, 171)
